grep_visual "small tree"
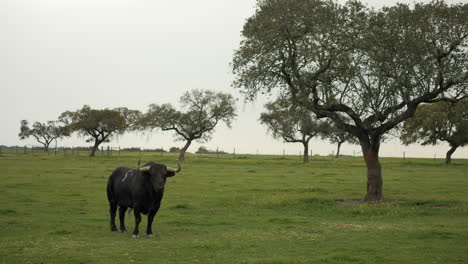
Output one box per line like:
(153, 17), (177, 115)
(59, 105), (140, 156)
(18, 120), (70, 151)
(196, 146), (210, 154)
(139, 89), (237, 161)
(320, 121), (358, 158)
(169, 146), (181, 153)
(400, 100), (468, 164)
(260, 97), (323, 163)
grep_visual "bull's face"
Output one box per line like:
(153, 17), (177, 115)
(138, 161), (181, 191)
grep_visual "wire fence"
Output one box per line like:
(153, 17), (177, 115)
(0, 144), (440, 163)
(0, 144), (356, 160)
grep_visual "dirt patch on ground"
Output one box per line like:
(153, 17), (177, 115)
(335, 200), (366, 206)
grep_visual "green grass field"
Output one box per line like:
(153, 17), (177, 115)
(0, 152), (467, 264)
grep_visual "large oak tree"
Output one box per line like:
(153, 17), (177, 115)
(59, 105), (141, 156)
(139, 89), (237, 161)
(401, 100), (468, 164)
(232, 0), (468, 200)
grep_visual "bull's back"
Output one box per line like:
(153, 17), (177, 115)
(107, 167), (133, 207)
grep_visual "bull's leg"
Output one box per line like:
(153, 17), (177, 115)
(146, 205), (160, 236)
(118, 206), (127, 232)
(109, 203), (118, 232)
(132, 209), (142, 238)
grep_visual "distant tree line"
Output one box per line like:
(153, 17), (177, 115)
(195, 146), (228, 155)
(18, 89), (237, 160)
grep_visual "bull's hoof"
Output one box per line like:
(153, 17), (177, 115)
(120, 230), (127, 233)
(147, 234), (154, 237)
(111, 230), (118, 233)
(132, 234), (139, 238)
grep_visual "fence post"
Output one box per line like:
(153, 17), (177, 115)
(283, 149), (285, 160)
(216, 146), (219, 159)
(233, 148), (236, 159)
(256, 149), (258, 159)
(403, 151), (406, 161)
(119, 146), (121, 157)
(24, 145), (27, 154)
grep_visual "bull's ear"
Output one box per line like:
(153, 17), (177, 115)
(166, 171), (175, 177)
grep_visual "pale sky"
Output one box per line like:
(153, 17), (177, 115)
(1, 0), (467, 159)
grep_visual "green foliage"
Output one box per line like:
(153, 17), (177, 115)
(319, 121), (357, 145)
(169, 146), (181, 153)
(59, 105), (140, 155)
(0, 153), (467, 263)
(401, 100), (468, 163)
(401, 100), (468, 147)
(233, 0), (468, 138)
(139, 89), (237, 159)
(18, 120), (70, 150)
(260, 97), (324, 144)
(140, 89), (237, 142)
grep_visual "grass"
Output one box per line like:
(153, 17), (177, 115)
(0, 152), (467, 264)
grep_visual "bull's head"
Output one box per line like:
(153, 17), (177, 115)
(137, 160), (181, 191)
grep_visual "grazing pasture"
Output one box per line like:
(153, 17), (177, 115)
(0, 152), (467, 264)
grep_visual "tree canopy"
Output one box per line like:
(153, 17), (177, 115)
(18, 120), (70, 151)
(139, 89), (237, 160)
(401, 100), (468, 164)
(260, 96), (324, 162)
(232, 0), (468, 200)
(59, 105), (140, 156)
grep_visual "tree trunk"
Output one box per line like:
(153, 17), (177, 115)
(178, 140), (192, 161)
(445, 145), (458, 165)
(42, 142), (50, 152)
(90, 139), (101, 157)
(303, 142), (309, 163)
(335, 142), (342, 158)
(362, 144), (383, 201)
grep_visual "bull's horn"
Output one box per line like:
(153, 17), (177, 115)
(167, 160), (181, 173)
(138, 166), (150, 172)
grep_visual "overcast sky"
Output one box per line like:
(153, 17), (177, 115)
(1, 0), (467, 159)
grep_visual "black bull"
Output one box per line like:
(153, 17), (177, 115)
(106, 161), (181, 237)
